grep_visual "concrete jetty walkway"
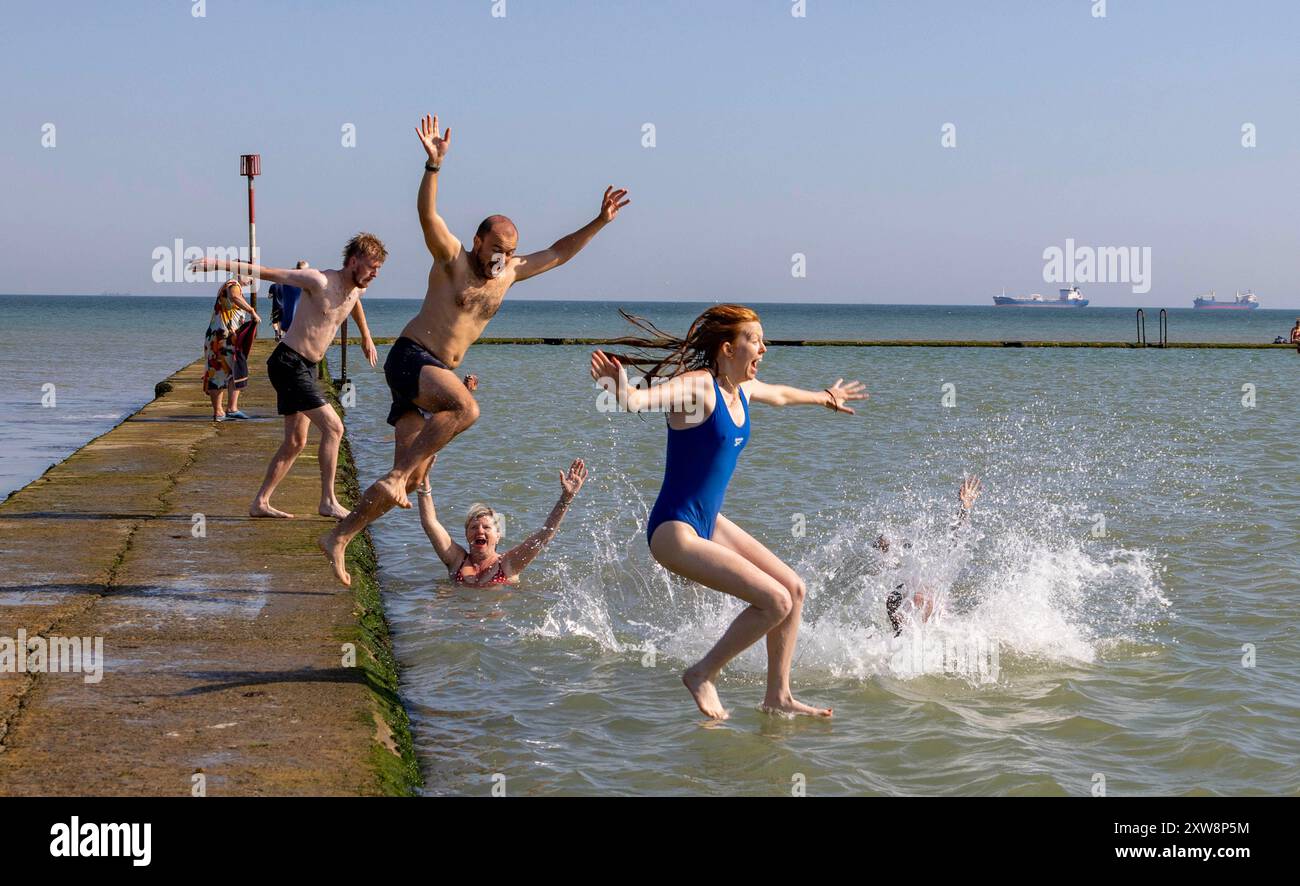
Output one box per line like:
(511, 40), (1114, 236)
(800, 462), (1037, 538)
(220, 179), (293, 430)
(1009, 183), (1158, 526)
(0, 340), (419, 796)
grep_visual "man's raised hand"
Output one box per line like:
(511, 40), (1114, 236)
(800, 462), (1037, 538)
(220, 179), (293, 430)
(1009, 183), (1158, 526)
(416, 114), (451, 166)
(599, 186), (630, 223)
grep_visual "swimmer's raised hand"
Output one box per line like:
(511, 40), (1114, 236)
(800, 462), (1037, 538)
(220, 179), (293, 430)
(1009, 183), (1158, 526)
(958, 475), (982, 511)
(415, 114), (451, 166)
(559, 458), (587, 500)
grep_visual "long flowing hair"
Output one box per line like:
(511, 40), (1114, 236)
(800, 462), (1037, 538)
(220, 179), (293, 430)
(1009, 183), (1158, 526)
(603, 304), (761, 384)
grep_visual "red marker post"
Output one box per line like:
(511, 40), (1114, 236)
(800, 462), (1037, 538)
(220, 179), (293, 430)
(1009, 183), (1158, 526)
(239, 154), (260, 309)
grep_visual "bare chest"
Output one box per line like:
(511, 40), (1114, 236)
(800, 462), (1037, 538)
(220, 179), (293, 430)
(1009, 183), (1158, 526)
(452, 276), (510, 322)
(317, 288), (358, 324)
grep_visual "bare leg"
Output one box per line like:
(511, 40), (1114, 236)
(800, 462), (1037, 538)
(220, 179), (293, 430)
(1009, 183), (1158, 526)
(713, 514), (831, 717)
(394, 411), (437, 496)
(391, 408), (469, 482)
(228, 386), (241, 413)
(250, 413), (308, 518)
(319, 366), (478, 587)
(374, 372), (479, 512)
(357, 409), (460, 515)
(209, 389), (225, 420)
(649, 520), (795, 720)
(302, 404), (347, 518)
(409, 454), (436, 493)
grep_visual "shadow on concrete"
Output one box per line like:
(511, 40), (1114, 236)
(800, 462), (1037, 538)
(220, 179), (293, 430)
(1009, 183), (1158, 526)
(175, 666), (381, 698)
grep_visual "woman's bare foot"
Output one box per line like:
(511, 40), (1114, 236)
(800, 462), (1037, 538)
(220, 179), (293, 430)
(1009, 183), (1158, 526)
(760, 693), (833, 718)
(375, 471), (411, 509)
(683, 668), (728, 720)
(318, 501), (350, 519)
(317, 531), (351, 587)
(249, 500), (294, 519)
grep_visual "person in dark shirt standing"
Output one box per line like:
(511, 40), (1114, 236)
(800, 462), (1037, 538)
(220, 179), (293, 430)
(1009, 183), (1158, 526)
(269, 260), (309, 341)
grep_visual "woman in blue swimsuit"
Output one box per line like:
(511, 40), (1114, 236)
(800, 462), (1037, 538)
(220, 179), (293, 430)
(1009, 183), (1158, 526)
(591, 304), (866, 720)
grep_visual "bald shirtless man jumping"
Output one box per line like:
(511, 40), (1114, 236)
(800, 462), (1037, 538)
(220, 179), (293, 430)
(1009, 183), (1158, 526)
(320, 114), (630, 585)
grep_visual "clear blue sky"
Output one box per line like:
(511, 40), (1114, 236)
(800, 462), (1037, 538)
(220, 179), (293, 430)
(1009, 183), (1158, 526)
(3, 0), (1298, 307)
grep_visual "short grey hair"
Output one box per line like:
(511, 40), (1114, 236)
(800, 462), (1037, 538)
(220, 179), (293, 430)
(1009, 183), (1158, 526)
(464, 503), (501, 537)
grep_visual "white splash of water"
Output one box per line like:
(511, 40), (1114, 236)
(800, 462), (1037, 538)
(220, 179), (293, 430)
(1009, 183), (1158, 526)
(530, 483), (1170, 687)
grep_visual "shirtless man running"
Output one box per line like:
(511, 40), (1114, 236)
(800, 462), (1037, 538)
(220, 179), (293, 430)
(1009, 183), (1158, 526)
(319, 114), (629, 586)
(190, 234), (382, 519)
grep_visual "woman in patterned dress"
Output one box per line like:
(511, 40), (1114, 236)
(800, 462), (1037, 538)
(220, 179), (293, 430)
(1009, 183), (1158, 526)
(202, 277), (260, 421)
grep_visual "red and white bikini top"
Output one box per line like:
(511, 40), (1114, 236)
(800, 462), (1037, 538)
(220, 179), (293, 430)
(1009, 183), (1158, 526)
(451, 554), (510, 586)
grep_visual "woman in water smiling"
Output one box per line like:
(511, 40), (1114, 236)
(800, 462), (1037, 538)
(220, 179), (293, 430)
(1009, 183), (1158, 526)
(416, 455), (588, 587)
(591, 305), (866, 720)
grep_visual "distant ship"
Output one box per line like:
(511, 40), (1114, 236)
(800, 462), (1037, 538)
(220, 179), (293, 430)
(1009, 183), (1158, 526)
(1192, 290), (1259, 310)
(993, 286), (1089, 307)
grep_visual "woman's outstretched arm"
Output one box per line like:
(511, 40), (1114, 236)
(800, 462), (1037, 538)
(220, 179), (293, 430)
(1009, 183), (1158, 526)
(590, 350), (707, 414)
(502, 459), (587, 577)
(742, 377), (868, 413)
(416, 457), (466, 571)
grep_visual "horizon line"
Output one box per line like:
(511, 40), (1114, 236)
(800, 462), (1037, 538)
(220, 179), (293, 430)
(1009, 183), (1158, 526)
(2, 293), (1298, 311)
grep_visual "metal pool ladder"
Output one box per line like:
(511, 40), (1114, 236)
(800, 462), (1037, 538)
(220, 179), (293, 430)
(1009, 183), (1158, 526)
(1135, 309), (1168, 347)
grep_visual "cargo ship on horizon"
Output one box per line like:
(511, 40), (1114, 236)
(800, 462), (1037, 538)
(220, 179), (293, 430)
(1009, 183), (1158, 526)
(993, 286), (1089, 307)
(1192, 290), (1259, 310)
